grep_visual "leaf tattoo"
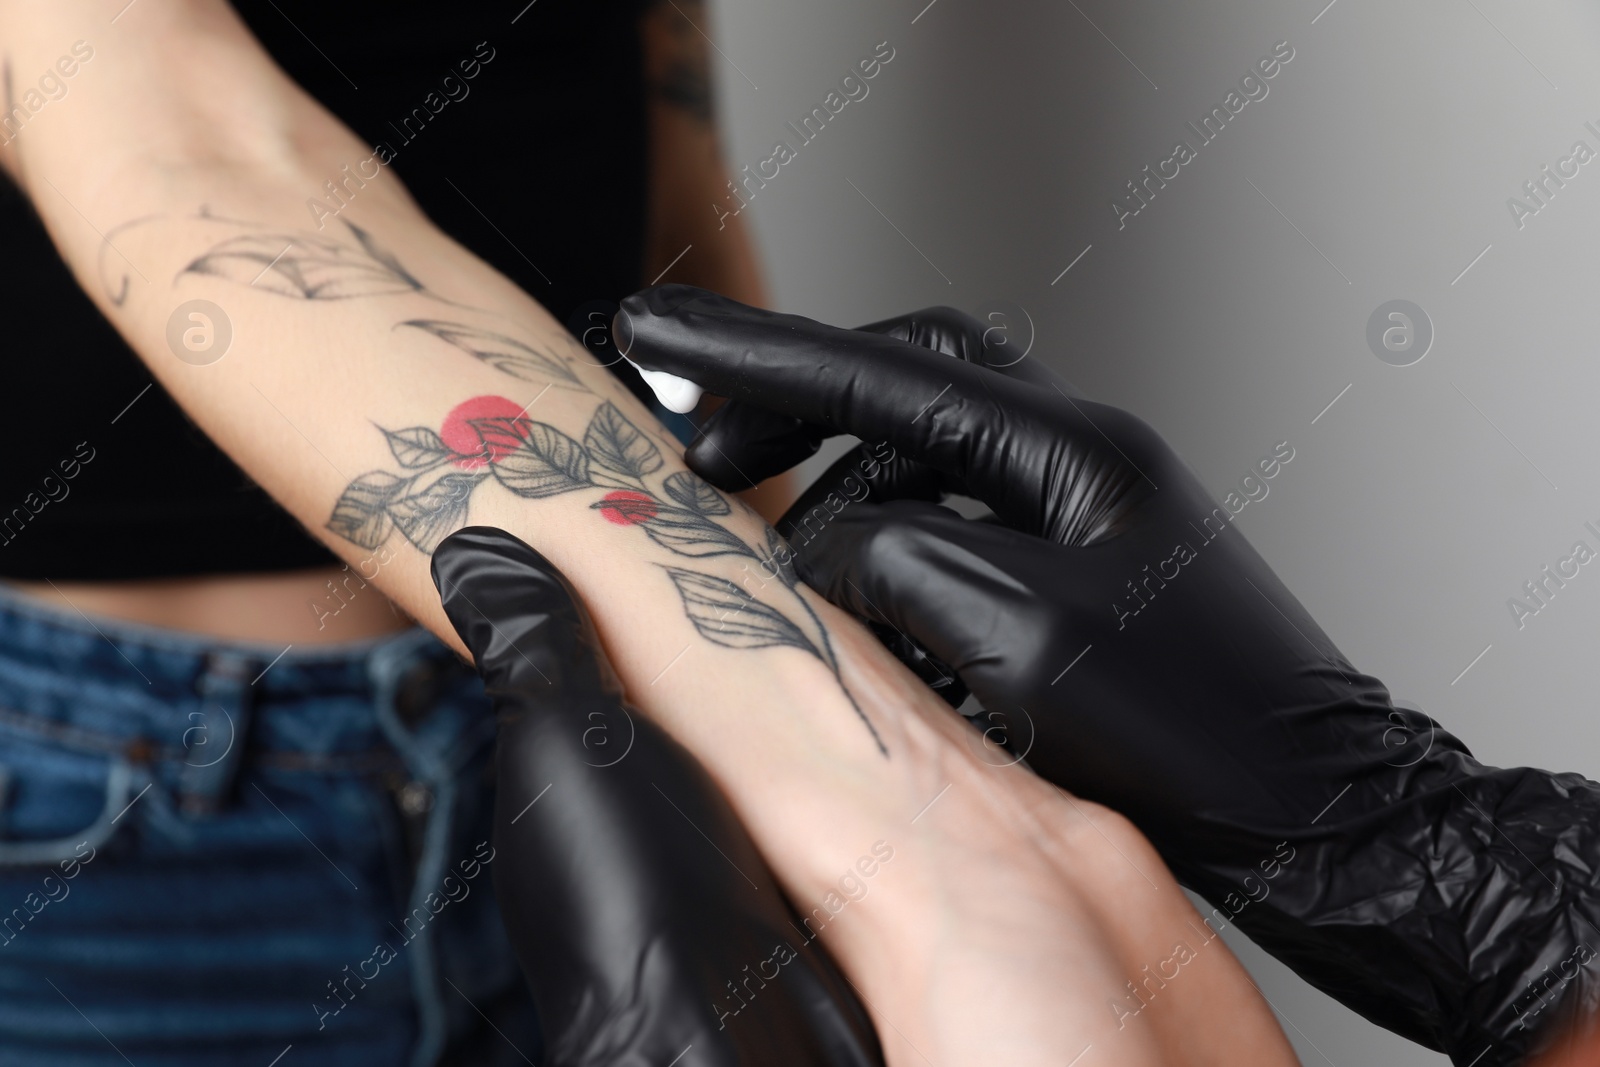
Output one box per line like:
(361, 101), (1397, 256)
(662, 562), (885, 753)
(399, 320), (586, 389)
(665, 568), (816, 653)
(762, 526), (800, 589)
(182, 223), (424, 300)
(327, 471), (406, 550)
(664, 470), (731, 515)
(388, 472), (487, 552)
(475, 417), (592, 499)
(585, 402), (664, 483)
(382, 426), (455, 469)
(325, 393), (886, 753)
(345, 223), (422, 289)
(599, 501), (754, 558)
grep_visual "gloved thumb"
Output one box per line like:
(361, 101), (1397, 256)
(431, 526), (622, 706)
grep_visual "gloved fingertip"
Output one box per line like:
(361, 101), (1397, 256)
(432, 526), (573, 615)
(431, 527), (617, 697)
(620, 282), (713, 318)
(684, 435), (758, 491)
(687, 403), (826, 492)
(614, 285), (724, 352)
(433, 526), (543, 625)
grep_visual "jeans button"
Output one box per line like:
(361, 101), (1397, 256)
(397, 780), (434, 816)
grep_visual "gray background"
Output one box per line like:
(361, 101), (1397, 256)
(704, 0), (1600, 1063)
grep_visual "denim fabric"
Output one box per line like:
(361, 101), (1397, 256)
(0, 582), (540, 1067)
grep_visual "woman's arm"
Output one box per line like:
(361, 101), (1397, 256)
(0, 0), (899, 879)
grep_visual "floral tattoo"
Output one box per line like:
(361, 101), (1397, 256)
(143, 206), (886, 752)
(328, 393), (885, 754)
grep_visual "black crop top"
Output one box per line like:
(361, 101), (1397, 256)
(0, 0), (649, 580)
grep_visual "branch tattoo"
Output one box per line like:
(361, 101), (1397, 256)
(149, 210), (883, 750)
(328, 392), (883, 751)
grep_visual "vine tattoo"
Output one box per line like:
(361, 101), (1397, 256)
(328, 395), (886, 754)
(140, 207), (882, 748)
(99, 210), (479, 310)
(180, 217), (489, 310)
(397, 319), (588, 390)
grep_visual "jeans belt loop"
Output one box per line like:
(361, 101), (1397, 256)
(178, 649), (258, 816)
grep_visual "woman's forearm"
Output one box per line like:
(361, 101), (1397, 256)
(0, 0), (939, 903)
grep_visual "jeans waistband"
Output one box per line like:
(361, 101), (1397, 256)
(0, 578), (476, 767)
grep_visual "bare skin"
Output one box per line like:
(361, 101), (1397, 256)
(0, 4), (1298, 1063)
(4, 569), (410, 643)
(1530, 1020), (1600, 1067)
(814, 627), (1299, 1065)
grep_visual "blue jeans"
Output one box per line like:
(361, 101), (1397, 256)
(0, 582), (540, 1066)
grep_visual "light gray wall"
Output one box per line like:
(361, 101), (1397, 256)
(707, 0), (1600, 1063)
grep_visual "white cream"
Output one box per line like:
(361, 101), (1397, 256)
(624, 358), (704, 414)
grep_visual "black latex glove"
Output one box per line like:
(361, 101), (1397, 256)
(430, 526), (883, 1067)
(616, 285), (1600, 1067)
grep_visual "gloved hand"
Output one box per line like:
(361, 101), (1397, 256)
(430, 526), (883, 1067)
(615, 285), (1600, 1067)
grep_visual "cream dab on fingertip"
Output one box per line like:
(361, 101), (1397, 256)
(625, 358), (704, 414)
